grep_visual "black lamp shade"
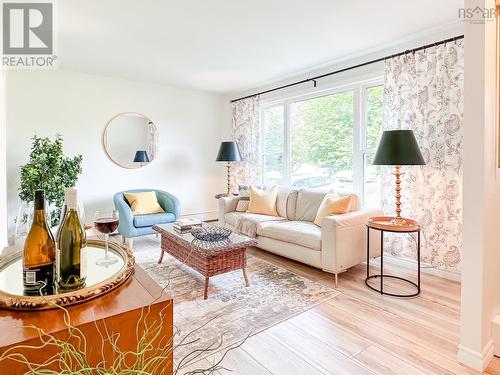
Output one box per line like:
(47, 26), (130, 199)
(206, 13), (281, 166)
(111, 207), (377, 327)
(133, 150), (150, 163)
(216, 141), (242, 162)
(372, 130), (425, 166)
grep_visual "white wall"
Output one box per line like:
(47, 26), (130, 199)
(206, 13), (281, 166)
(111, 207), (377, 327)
(226, 23), (463, 104)
(6, 70), (227, 243)
(458, 0), (500, 371)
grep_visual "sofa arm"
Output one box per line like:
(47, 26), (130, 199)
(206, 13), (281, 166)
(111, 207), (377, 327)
(322, 209), (383, 228)
(156, 190), (181, 219)
(321, 209), (383, 274)
(113, 193), (135, 237)
(218, 196), (239, 225)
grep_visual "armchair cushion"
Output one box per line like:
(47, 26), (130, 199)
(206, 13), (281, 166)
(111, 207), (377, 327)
(133, 212), (176, 228)
(123, 191), (164, 215)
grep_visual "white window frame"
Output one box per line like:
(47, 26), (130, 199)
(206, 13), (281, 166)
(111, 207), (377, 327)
(359, 81), (385, 206)
(259, 104), (287, 185)
(259, 75), (384, 207)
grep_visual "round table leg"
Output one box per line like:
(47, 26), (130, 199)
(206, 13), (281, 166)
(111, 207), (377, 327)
(417, 230), (421, 293)
(366, 226), (370, 280)
(365, 227), (421, 298)
(366, 227), (370, 279)
(380, 230), (384, 295)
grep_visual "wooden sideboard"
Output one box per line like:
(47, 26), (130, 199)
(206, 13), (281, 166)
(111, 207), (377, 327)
(0, 265), (173, 374)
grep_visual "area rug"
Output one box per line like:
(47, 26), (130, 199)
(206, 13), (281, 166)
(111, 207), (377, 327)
(131, 236), (339, 362)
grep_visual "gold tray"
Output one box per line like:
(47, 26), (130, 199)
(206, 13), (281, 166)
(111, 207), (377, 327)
(0, 239), (135, 310)
(366, 216), (421, 232)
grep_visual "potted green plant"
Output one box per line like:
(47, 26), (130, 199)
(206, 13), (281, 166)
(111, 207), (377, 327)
(17, 135), (83, 232)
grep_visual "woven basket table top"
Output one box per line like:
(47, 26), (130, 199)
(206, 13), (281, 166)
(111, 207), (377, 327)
(153, 224), (257, 255)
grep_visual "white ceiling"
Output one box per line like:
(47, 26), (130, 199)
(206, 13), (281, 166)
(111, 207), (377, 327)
(58, 0), (463, 94)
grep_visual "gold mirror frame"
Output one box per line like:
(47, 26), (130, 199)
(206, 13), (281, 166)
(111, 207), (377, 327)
(102, 112), (158, 169)
(0, 240), (135, 311)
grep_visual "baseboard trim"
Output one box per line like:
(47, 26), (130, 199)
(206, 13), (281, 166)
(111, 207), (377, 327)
(457, 339), (494, 371)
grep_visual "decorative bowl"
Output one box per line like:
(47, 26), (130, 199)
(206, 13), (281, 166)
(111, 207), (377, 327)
(191, 226), (232, 242)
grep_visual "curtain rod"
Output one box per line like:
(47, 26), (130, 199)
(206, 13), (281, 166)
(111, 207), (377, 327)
(230, 34), (464, 103)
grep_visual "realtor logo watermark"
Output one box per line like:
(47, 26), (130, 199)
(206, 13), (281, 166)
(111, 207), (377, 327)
(1, 1), (57, 68)
(458, 6), (496, 24)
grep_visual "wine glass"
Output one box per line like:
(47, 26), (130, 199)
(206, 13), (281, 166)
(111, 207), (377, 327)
(94, 210), (119, 266)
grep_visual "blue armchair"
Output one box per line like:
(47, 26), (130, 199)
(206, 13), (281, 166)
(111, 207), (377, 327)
(113, 189), (180, 245)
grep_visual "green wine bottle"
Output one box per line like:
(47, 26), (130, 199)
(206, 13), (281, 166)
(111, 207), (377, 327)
(57, 188), (87, 291)
(23, 190), (56, 295)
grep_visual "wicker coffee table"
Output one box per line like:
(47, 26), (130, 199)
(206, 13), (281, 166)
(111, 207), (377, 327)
(153, 224), (257, 299)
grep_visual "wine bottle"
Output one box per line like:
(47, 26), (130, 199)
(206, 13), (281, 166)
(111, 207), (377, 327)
(57, 197), (85, 238)
(23, 190), (56, 295)
(57, 188), (87, 291)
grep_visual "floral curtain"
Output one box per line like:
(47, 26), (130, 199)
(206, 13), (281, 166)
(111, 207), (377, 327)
(381, 39), (464, 272)
(231, 96), (261, 186)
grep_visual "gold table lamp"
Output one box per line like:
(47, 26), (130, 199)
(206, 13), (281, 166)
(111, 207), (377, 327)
(216, 141), (242, 196)
(372, 130), (425, 225)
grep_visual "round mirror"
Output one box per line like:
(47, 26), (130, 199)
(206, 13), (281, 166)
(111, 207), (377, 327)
(103, 112), (159, 169)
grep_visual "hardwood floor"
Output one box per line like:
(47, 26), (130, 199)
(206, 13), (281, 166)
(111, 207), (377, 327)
(180, 247), (500, 375)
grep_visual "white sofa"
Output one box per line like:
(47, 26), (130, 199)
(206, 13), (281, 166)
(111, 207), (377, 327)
(218, 187), (383, 286)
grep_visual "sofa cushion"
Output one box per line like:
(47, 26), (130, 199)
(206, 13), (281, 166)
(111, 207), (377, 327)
(258, 220), (321, 251)
(286, 189), (299, 220)
(295, 189), (328, 222)
(276, 186), (292, 218)
(224, 212), (285, 227)
(134, 212), (175, 228)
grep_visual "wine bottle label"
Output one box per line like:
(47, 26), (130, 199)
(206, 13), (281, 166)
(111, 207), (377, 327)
(80, 246), (87, 279)
(23, 264), (55, 294)
(24, 270), (37, 285)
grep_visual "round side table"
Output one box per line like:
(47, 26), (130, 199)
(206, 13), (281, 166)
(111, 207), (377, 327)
(365, 216), (421, 297)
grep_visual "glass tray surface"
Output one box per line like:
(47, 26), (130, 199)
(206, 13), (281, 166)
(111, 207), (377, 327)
(0, 239), (135, 310)
(0, 246), (124, 296)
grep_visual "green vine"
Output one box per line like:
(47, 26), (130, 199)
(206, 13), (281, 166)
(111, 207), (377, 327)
(19, 135), (83, 227)
(0, 285), (244, 374)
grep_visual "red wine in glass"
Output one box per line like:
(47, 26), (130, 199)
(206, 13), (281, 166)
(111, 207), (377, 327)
(94, 218), (119, 234)
(94, 210), (119, 266)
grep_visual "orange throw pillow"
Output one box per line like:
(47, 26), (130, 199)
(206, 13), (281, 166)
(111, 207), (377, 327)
(246, 186), (279, 216)
(314, 194), (352, 226)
